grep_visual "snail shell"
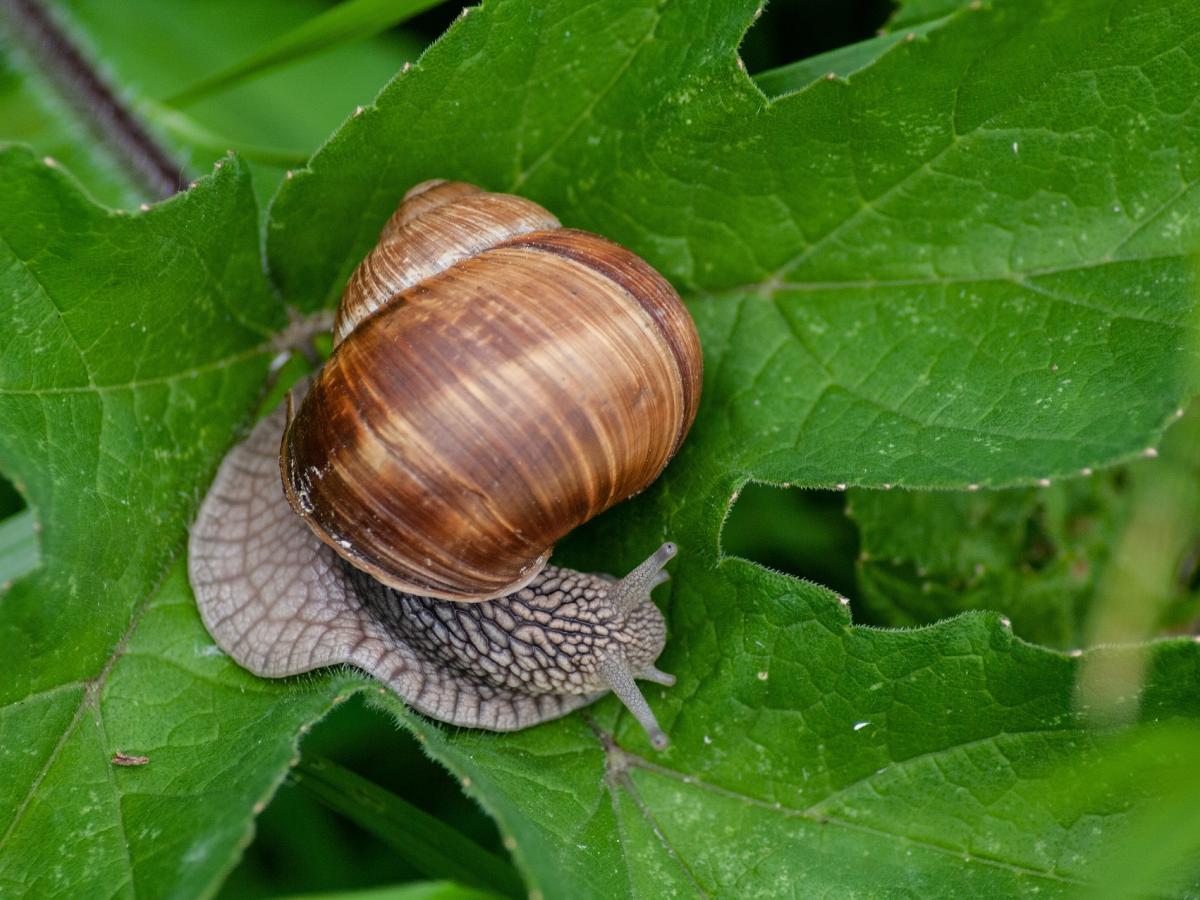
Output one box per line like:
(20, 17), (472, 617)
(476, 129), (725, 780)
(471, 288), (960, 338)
(188, 181), (701, 747)
(281, 179), (702, 601)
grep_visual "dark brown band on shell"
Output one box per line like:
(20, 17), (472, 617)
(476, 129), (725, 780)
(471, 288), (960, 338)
(499, 228), (702, 452)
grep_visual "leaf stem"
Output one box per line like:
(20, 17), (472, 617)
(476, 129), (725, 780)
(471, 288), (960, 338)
(752, 17), (946, 96)
(164, 0), (440, 108)
(290, 753), (525, 899)
(0, 0), (186, 198)
(138, 98), (309, 169)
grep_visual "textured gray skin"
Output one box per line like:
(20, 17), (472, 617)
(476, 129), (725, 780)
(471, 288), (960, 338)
(188, 398), (677, 738)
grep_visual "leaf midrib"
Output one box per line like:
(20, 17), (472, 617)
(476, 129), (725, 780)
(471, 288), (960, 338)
(0, 345), (270, 396)
(509, 0), (666, 192)
(0, 340), (278, 895)
(764, 0), (1141, 287)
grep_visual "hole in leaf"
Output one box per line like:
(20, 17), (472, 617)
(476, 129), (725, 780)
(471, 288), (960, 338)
(722, 483), (859, 599)
(0, 475), (24, 518)
(740, 0), (895, 74)
(1176, 539), (1200, 595)
(1111, 466), (1132, 492)
(744, 0), (897, 97)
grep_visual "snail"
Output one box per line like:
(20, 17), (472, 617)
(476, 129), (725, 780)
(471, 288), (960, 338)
(188, 180), (702, 749)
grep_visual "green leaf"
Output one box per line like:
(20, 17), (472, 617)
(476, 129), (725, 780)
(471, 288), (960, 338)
(165, 0), (446, 108)
(268, 0), (1200, 489)
(0, 147), (359, 896)
(383, 617), (1200, 897)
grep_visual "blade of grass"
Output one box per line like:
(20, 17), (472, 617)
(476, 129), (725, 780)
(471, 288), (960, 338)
(165, 0), (443, 108)
(290, 753), (525, 899)
(138, 98), (310, 168)
(752, 16), (945, 96)
(0, 508), (38, 586)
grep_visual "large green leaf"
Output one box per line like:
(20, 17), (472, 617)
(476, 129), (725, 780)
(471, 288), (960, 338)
(259, 0), (1197, 894)
(0, 148), (361, 896)
(4, 0), (1200, 897)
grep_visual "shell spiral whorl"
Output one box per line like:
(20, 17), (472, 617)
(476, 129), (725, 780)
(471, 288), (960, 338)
(281, 180), (702, 602)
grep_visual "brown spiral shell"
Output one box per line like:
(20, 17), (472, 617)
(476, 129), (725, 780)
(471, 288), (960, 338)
(280, 180), (702, 601)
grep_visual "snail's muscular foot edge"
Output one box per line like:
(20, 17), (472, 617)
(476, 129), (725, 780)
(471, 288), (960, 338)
(189, 398), (678, 748)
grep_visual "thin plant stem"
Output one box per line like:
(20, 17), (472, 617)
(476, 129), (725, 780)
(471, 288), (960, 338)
(290, 753), (526, 899)
(0, 0), (186, 198)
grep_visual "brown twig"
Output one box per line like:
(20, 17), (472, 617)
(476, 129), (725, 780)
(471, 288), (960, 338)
(0, 0), (187, 198)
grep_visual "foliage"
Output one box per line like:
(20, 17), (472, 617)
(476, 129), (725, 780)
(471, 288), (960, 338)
(851, 400), (1200, 647)
(2, 0), (1199, 897)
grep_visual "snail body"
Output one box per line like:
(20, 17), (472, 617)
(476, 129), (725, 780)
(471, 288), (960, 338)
(188, 181), (701, 748)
